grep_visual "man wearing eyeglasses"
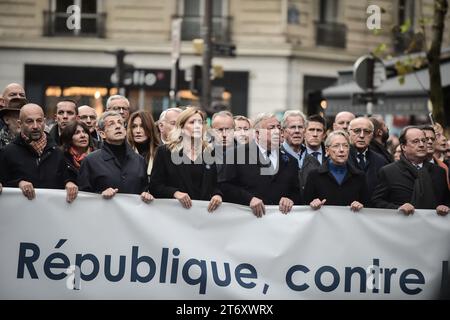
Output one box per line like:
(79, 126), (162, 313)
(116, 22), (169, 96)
(78, 105), (102, 147)
(105, 95), (131, 125)
(347, 117), (388, 204)
(372, 126), (449, 216)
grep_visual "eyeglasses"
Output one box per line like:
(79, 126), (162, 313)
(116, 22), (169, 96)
(108, 106), (129, 112)
(329, 143), (350, 150)
(350, 128), (373, 136)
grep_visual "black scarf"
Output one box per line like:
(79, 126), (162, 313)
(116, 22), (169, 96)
(399, 154), (437, 209)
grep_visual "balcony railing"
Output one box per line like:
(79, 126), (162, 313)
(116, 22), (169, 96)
(43, 11), (106, 38)
(173, 15), (232, 43)
(315, 21), (347, 48)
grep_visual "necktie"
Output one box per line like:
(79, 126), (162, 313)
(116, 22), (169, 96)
(415, 164), (421, 170)
(311, 152), (320, 161)
(357, 153), (366, 170)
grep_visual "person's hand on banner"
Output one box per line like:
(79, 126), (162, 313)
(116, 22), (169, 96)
(18, 180), (35, 200)
(102, 188), (118, 199)
(249, 197), (265, 217)
(310, 198), (326, 210)
(140, 192), (154, 203)
(398, 203), (415, 215)
(279, 197), (294, 214)
(436, 205), (449, 216)
(207, 195), (222, 212)
(350, 201), (364, 212)
(65, 182), (78, 203)
(174, 191), (192, 209)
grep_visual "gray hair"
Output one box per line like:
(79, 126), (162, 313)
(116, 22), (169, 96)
(97, 111), (122, 131)
(281, 110), (306, 129)
(253, 112), (276, 129)
(211, 110), (234, 128)
(324, 130), (350, 148)
(158, 107), (183, 122)
(106, 95), (129, 109)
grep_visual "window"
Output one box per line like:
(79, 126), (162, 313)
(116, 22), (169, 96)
(178, 0), (231, 42)
(315, 0), (346, 48)
(393, 0), (421, 54)
(44, 0), (106, 37)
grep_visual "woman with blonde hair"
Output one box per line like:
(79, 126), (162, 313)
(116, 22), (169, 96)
(150, 107), (222, 212)
(127, 111), (161, 175)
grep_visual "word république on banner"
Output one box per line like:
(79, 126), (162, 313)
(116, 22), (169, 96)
(0, 188), (449, 299)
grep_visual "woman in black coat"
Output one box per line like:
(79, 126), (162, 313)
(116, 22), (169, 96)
(60, 121), (95, 181)
(150, 107), (222, 212)
(304, 130), (369, 211)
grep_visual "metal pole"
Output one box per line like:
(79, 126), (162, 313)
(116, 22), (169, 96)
(202, 0), (212, 111)
(115, 49), (126, 96)
(169, 58), (179, 108)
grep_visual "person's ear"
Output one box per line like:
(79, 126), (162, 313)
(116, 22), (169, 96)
(99, 130), (106, 139)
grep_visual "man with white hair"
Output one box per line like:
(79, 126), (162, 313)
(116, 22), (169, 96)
(105, 95), (131, 124)
(157, 107), (182, 143)
(219, 113), (300, 217)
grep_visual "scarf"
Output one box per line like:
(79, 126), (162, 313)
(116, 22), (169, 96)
(69, 146), (91, 169)
(22, 132), (47, 156)
(400, 155), (437, 209)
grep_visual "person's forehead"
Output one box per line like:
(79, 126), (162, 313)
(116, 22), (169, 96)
(336, 113), (354, 122)
(105, 115), (122, 123)
(406, 128), (425, 139)
(165, 110), (180, 120)
(213, 115), (233, 128)
(235, 119), (249, 127)
(110, 98), (129, 106)
(306, 121), (323, 129)
(262, 117), (279, 126)
(330, 134), (346, 144)
(423, 130), (435, 137)
(79, 107), (96, 116)
(5, 85), (25, 95)
(57, 102), (76, 111)
(286, 116), (304, 125)
(350, 118), (371, 128)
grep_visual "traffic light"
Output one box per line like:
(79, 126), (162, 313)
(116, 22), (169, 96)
(114, 50), (134, 88)
(189, 64), (202, 96)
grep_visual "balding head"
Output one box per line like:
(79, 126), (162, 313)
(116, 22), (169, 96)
(1, 83), (26, 108)
(18, 104), (46, 141)
(78, 105), (97, 132)
(333, 111), (355, 132)
(348, 117), (374, 152)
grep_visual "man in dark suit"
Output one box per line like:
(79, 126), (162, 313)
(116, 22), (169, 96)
(49, 98), (78, 146)
(78, 111), (153, 203)
(219, 113), (300, 217)
(348, 117), (388, 204)
(369, 116), (394, 163)
(372, 126), (449, 215)
(0, 104), (78, 202)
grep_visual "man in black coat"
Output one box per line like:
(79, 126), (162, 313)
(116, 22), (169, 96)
(347, 117), (388, 204)
(219, 113), (300, 217)
(78, 111), (153, 203)
(372, 126), (449, 215)
(0, 104), (78, 202)
(48, 98), (78, 146)
(369, 116), (394, 163)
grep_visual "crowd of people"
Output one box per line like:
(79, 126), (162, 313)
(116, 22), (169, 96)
(0, 82), (449, 217)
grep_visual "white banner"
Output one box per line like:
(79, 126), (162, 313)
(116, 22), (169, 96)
(0, 188), (449, 300)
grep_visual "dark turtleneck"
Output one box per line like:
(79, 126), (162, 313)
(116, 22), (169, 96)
(135, 141), (148, 158)
(105, 141), (126, 166)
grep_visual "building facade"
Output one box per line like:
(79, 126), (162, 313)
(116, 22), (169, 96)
(1, 0), (449, 119)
